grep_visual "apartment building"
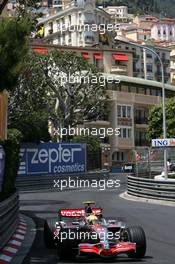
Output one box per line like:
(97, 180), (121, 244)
(124, 28), (151, 42)
(104, 6), (130, 23)
(31, 43), (133, 76)
(115, 41), (171, 83)
(105, 74), (175, 165)
(151, 18), (175, 43)
(37, 0), (113, 47)
(170, 47), (175, 85)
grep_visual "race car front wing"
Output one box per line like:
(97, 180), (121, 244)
(79, 242), (136, 257)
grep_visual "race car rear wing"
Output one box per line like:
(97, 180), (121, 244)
(59, 208), (102, 217)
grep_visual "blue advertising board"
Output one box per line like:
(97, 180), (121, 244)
(18, 143), (86, 176)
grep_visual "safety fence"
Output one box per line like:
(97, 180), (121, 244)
(16, 171), (110, 191)
(0, 192), (19, 250)
(127, 175), (175, 202)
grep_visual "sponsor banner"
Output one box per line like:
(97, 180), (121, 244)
(152, 138), (175, 148)
(60, 208), (102, 217)
(0, 91), (8, 140)
(18, 143), (86, 176)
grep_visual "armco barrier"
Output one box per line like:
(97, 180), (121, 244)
(16, 171), (110, 191)
(127, 175), (175, 202)
(0, 192), (19, 250)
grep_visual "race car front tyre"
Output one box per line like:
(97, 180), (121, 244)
(57, 241), (78, 260)
(126, 226), (146, 258)
(43, 218), (57, 248)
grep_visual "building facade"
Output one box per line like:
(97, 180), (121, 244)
(170, 47), (175, 85)
(151, 19), (175, 43)
(37, 0), (113, 47)
(106, 75), (175, 165)
(104, 6), (129, 23)
(31, 43), (133, 76)
(115, 41), (170, 83)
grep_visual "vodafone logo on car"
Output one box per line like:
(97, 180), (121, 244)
(60, 208), (102, 217)
(60, 209), (85, 217)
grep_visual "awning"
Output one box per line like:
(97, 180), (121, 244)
(82, 52), (90, 59)
(32, 47), (48, 55)
(112, 54), (128, 61)
(94, 53), (102, 60)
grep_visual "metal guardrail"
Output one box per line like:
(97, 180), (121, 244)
(16, 171), (110, 191)
(127, 175), (175, 202)
(0, 192), (19, 250)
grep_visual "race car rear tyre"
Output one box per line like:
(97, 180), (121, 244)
(126, 226), (146, 258)
(43, 218), (57, 248)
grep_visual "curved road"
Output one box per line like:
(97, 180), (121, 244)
(19, 177), (175, 264)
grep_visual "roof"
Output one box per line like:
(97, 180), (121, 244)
(103, 74), (175, 92)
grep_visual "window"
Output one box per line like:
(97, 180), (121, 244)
(146, 53), (152, 59)
(118, 105), (132, 118)
(119, 128), (132, 138)
(158, 29), (161, 35)
(147, 64), (153, 72)
(112, 151), (124, 161)
(138, 87), (146, 94)
(122, 106), (126, 117)
(127, 106), (131, 118)
(123, 128), (127, 138)
(117, 105), (121, 117)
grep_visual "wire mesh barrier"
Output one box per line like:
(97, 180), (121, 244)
(87, 150), (101, 171)
(131, 147), (175, 178)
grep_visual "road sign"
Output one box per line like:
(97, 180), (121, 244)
(152, 138), (175, 148)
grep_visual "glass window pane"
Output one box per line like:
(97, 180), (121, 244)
(117, 106), (121, 117)
(122, 106), (126, 117)
(127, 106), (131, 118)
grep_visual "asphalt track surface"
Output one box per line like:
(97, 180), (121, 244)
(19, 176), (175, 264)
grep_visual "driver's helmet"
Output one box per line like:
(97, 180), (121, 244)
(86, 213), (98, 225)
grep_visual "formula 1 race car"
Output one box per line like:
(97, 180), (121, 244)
(44, 202), (146, 260)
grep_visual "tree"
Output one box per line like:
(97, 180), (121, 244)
(8, 52), (50, 142)
(71, 135), (101, 153)
(35, 49), (108, 140)
(0, 17), (31, 91)
(9, 50), (107, 142)
(147, 98), (175, 142)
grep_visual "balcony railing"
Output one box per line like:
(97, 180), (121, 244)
(135, 139), (149, 147)
(135, 117), (148, 124)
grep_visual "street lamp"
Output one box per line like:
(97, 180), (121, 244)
(115, 36), (168, 179)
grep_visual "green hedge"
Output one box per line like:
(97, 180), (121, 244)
(0, 129), (22, 201)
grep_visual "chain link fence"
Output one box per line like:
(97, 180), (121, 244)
(133, 147), (175, 178)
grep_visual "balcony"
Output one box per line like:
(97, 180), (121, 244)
(155, 58), (170, 65)
(170, 64), (175, 70)
(110, 65), (127, 74)
(135, 117), (148, 125)
(133, 53), (140, 60)
(170, 50), (175, 58)
(135, 139), (149, 147)
(48, 29), (53, 35)
(133, 68), (140, 74)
